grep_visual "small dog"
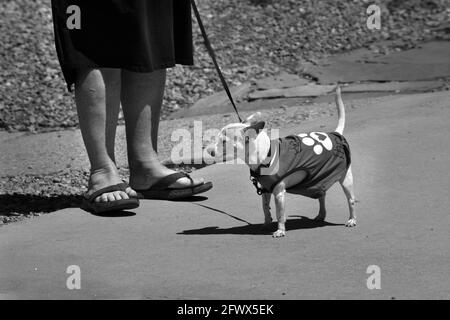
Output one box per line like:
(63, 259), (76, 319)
(210, 86), (356, 238)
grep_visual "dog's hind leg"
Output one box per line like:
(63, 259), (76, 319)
(272, 182), (287, 238)
(314, 194), (327, 222)
(339, 166), (357, 227)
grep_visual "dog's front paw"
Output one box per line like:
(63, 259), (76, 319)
(272, 230), (286, 238)
(345, 218), (357, 227)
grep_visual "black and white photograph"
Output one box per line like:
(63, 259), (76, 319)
(0, 0), (449, 304)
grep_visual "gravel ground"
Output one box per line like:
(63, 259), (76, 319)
(0, 0), (448, 132)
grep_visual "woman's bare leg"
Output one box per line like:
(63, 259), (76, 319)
(120, 69), (203, 190)
(75, 68), (135, 202)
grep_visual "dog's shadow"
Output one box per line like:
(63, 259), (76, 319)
(178, 215), (344, 236)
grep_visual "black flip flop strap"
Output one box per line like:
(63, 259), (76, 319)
(86, 182), (129, 201)
(149, 172), (190, 191)
(191, 0), (243, 123)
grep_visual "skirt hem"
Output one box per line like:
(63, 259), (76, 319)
(63, 59), (194, 92)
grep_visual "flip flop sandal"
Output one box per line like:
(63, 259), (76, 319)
(81, 182), (140, 214)
(135, 172), (213, 200)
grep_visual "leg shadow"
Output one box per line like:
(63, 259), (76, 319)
(0, 194), (137, 220)
(0, 194), (82, 218)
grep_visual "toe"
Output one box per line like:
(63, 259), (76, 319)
(192, 177), (205, 185)
(93, 191), (124, 203)
(106, 193), (116, 202)
(100, 193), (109, 203)
(169, 176), (204, 189)
(125, 187), (137, 198)
(113, 191), (124, 200)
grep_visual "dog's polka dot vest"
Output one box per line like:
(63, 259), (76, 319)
(250, 132), (351, 198)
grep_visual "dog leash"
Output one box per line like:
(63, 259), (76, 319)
(191, 0), (243, 122)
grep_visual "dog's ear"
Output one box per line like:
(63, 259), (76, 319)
(243, 121), (266, 135)
(243, 112), (262, 125)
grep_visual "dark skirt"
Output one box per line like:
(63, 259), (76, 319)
(51, 0), (194, 91)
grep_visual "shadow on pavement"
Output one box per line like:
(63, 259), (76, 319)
(90, 210), (136, 218)
(170, 196), (209, 202)
(178, 216), (344, 235)
(0, 194), (82, 217)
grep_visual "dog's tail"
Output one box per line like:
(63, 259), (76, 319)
(334, 85), (345, 135)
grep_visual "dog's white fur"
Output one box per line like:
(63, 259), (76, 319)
(212, 86), (357, 238)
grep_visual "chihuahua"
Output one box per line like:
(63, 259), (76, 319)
(210, 86), (356, 238)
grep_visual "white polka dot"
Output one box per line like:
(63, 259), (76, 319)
(322, 139), (333, 150)
(302, 137), (315, 146)
(314, 145), (323, 155)
(311, 132), (333, 151)
(298, 133), (307, 138)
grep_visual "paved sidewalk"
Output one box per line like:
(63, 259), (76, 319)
(1, 91), (450, 299)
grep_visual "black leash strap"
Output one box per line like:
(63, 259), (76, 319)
(191, 0), (243, 122)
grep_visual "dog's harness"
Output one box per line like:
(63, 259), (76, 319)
(249, 144), (274, 195)
(249, 138), (286, 195)
(250, 174), (268, 195)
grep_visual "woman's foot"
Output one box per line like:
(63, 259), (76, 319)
(87, 166), (138, 203)
(120, 69), (208, 196)
(129, 162), (204, 191)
